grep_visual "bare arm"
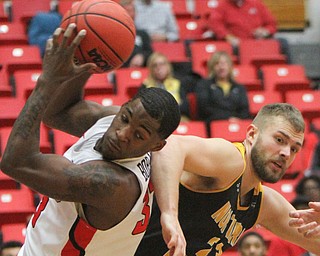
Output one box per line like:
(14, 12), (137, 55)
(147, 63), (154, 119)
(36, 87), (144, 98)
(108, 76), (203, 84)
(151, 135), (243, 255)
(1, 25), (139, 229)
(258, 186), (320, 254)
(43, 72), (120, 137)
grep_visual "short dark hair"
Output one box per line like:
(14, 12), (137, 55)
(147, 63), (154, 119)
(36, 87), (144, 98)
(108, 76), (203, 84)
(237, 232), (266, 249)
(132, 87), (181, 139)
(295, 175), (320, 195)
(0, 240), (23, 253)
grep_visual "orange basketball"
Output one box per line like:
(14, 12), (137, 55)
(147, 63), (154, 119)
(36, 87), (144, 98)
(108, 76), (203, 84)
(60, 0), (136, 73)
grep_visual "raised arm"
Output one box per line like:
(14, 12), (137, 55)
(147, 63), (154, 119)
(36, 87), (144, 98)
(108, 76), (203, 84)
(42, 30), (120, 137)
(1, 25), (138, 223)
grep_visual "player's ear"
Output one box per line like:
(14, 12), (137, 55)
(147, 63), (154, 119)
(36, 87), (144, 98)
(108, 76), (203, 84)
(151, 140), (167, 152)
(246, 124), (258, 143)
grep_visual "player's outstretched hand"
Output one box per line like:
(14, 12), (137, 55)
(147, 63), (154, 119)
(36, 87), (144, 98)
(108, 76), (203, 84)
(41, 23), (97, 85)
(160, 212), (186, 256)
(289, 202), (320, 238)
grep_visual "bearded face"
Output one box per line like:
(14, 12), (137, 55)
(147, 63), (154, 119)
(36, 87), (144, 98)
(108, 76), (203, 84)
(250, 135), (286, 183)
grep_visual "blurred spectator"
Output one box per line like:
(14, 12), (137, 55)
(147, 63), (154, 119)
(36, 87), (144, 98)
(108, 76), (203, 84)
(139, 52), (189, 120)
(267, 195), (309, 256)
(237, 231), (267, 256)
(0, 240), (23, 256)
(295, 175), (320, 202)
(195, 51), (250, 123)
(120, 0), (153, 68)
(27, 11), (62, 57)
(134, 0), (179, 42)
(208, 0), (289, 58)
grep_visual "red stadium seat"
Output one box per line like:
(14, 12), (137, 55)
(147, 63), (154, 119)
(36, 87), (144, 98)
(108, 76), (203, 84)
(114, 67), (149, 98)
(13, 69), (41, 100)
(0, 125), (52, 156)
(260, 64), (311, 101)
(186, 92), (198, 120)
(263, 178), (299, 203)
(312, 117), (320, 131)
(0, 45), (42, 75)
(51, 130), (79, 156)
(176, 17), (208, 42)
(0, 172), (19, 190)
(159, 0), (191, 18)
(85, 94), (129, 107)
(84, 73), (115, 96)
(11, 0), (51, 25)
(209, 119), (252, 141)
(0, 2), (9, 22)
(1, 222), (27, 243)
(0, 22), (28, 45)
(57, 0), (81, 16)
(285, 90), (320, 121)
(152, 41), (189, 63)
(0, 97), (24, 127)
(189, 41), (235, 77)
(247, 91), (283, 117)
(193, 0), (218, 18)
(239, 39), (287, 69)
(232, 65), (262, 91)
(173, 121), (208, 137)
(0, 67), (11, 97)
(0, 185), (35, 225)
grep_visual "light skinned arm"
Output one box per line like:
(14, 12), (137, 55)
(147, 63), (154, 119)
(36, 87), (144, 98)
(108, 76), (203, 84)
(151, 135), (244, 255)
(258, 186), (320, 254)
(289, 202), (320, 238)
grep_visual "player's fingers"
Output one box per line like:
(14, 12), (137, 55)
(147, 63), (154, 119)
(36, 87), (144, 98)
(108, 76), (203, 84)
(289, 211), (300, 218)
(288, 217), (304, 227)
(51, 27), (63, 50)
(70, 29), (86, 51)
(60, 23), (76, 49)
(297, 221), (318, 234)
(309, 202), (320, 211)
(45, 38), (54, 54)
(305, 225), (320, 238)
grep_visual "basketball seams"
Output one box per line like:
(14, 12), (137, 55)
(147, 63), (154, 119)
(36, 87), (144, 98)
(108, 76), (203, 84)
(60, 0), (135, 72)
(83, 0), (135, 37)
(84, 16), (124, 62)
(62, 13), (135, 38)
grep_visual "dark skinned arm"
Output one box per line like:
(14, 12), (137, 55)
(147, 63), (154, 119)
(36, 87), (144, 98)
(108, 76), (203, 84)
(1, 25), (139, 229)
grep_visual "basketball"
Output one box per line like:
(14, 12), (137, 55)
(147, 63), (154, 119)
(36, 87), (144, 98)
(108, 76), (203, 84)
(60, 0), (136, 73)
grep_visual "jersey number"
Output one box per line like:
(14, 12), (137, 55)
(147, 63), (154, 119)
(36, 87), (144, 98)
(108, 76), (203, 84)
(132, 182), (154, 235)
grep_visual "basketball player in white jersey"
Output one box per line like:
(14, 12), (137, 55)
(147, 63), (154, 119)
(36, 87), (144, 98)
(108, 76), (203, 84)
(1, 24), (182, 255)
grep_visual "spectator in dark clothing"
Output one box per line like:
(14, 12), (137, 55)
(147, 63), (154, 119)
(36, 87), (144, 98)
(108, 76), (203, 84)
(120, 0), (153, 68)
(195, 51), (250, 123)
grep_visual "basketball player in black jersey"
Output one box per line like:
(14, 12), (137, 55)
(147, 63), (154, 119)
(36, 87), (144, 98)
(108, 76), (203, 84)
(135, 103), (320, 255)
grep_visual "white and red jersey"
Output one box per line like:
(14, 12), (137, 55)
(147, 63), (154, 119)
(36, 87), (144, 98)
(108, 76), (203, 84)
(18, 116), (154, 256)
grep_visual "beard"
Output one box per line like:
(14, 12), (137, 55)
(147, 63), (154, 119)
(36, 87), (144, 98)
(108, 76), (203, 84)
(250, 138), (285, 183)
